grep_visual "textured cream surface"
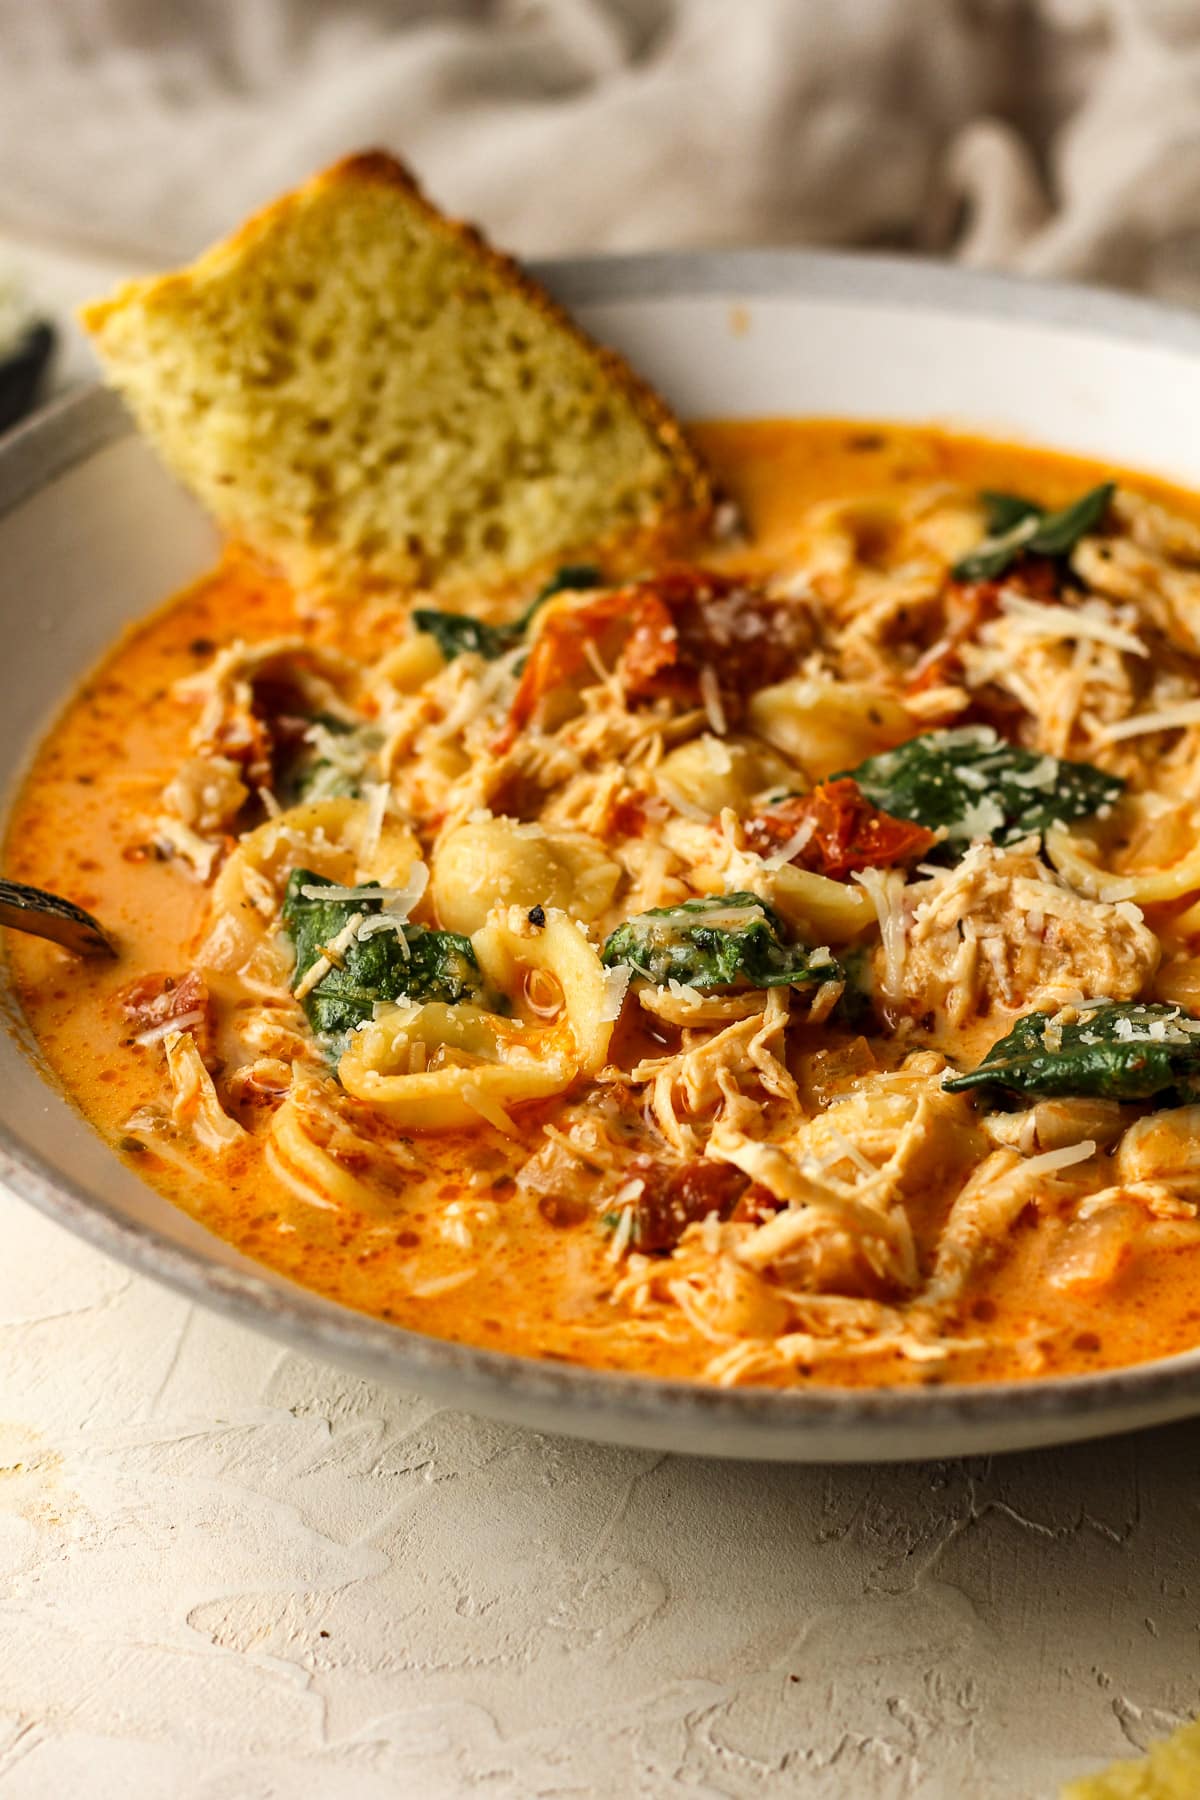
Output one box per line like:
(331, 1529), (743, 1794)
(2, 1188), (1197, 1800)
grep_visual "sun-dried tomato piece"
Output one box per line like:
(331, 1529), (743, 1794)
(730, 1182), (786, 1227)
(743, 778), (935, 880)
(619, 568), (811, 716)
(906, 580), (1000, 697)
(501, 591), (640, 747)
(616, 592), (683, 695)
(614, 1154), (749, 1253)
(119, 971), (216, 1067)
(499, 567), (812, 749)
(908, 557), (1063, 697)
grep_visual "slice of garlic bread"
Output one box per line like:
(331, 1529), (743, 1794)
(80, 151), (711, 596)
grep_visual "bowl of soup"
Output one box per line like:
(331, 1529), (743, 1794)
(8, 251), (1200, 1459)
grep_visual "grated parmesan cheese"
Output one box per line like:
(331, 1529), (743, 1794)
(854, 866), (907, 997)
(355, 913), (413, 956)
(459, 1081), (519, 1136)
(293, 910), (366, 999)
(654, 776), (713, 823)
(1019, 1138), (1097, 1177)
(957, 795), (1007, 841)
(760, 816), (818, 872)
(698, 665), (728, 736)
(406, 1269), (478, 1298)
(1095, 698), (1200, 743)
(1007, 754), (1058, 792)
(599, 963), (632, 1022)
(1111, 1007), (1196, 1044)
(996, 591), (1149, 658)
(134, 1010), (206, 1048)
(357, 780), (390, 869)
(608, 1205), (635, 1262)
(666, 977), (705, 1008)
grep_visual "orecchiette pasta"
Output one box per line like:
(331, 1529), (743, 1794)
(373, 631), (447, 694)
(431, 816), (621, 936)
(471, 904), (617, 1074)
(653, 735), (796, 817)
(767, 863), (877, 943)
(747, 676), (912, 778)
(267, 1068), (418, 1212)
(339, 1001), (573, 1130)
(1045, 824), (1200, 905)
(338, 905), (616, 1129)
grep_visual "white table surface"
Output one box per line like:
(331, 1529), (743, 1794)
(2, 1188), (1196, 1800)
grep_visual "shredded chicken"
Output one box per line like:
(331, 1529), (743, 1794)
(163, 1030), (246, 1155)
(630, 988), (798, 1152)
(895, 843), (1160, 1029)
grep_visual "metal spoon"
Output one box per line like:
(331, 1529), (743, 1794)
(0, 879), (116, 957)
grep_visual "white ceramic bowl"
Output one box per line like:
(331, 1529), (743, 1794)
(7, 251), (1200, 1462)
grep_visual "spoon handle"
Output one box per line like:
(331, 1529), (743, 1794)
(0, 879), (116, 958)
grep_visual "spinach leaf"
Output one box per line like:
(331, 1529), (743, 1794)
(833, 944), (876, 1029)
(281, 868), (485, 1058)
(981, 491), (1042, 535)
(601, 891), (839, 992)
(411, 611), (513, 661)
(276, 717), (382, 806)
(840, 727), (1123, 848)
(952, 482), (1115, 582)
(1031, 484), (1117, 556)
(413, 563), (602, 665)
(531, 563), (604, 608)
(944, 1001), (1200, 1104)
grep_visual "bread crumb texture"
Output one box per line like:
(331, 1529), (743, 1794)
(81, 151), (711, 596)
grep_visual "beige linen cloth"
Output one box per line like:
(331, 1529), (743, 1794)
(3, 0), (1200, 378)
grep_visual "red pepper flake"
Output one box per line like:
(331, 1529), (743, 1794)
(607, 791), (650, 838)
(744, 778), (935, 880)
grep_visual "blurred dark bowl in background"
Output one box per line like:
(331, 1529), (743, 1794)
(0, 322), (55, 435)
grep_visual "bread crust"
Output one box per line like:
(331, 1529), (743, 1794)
(81, 149), (713, 590)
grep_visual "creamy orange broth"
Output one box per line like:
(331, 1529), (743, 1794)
(10, 418), (1200, 1388)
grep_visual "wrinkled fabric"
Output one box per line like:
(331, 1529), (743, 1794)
(2, 0), (1200, 312)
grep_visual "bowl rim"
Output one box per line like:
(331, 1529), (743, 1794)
(10, 245), (1200, 1449)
